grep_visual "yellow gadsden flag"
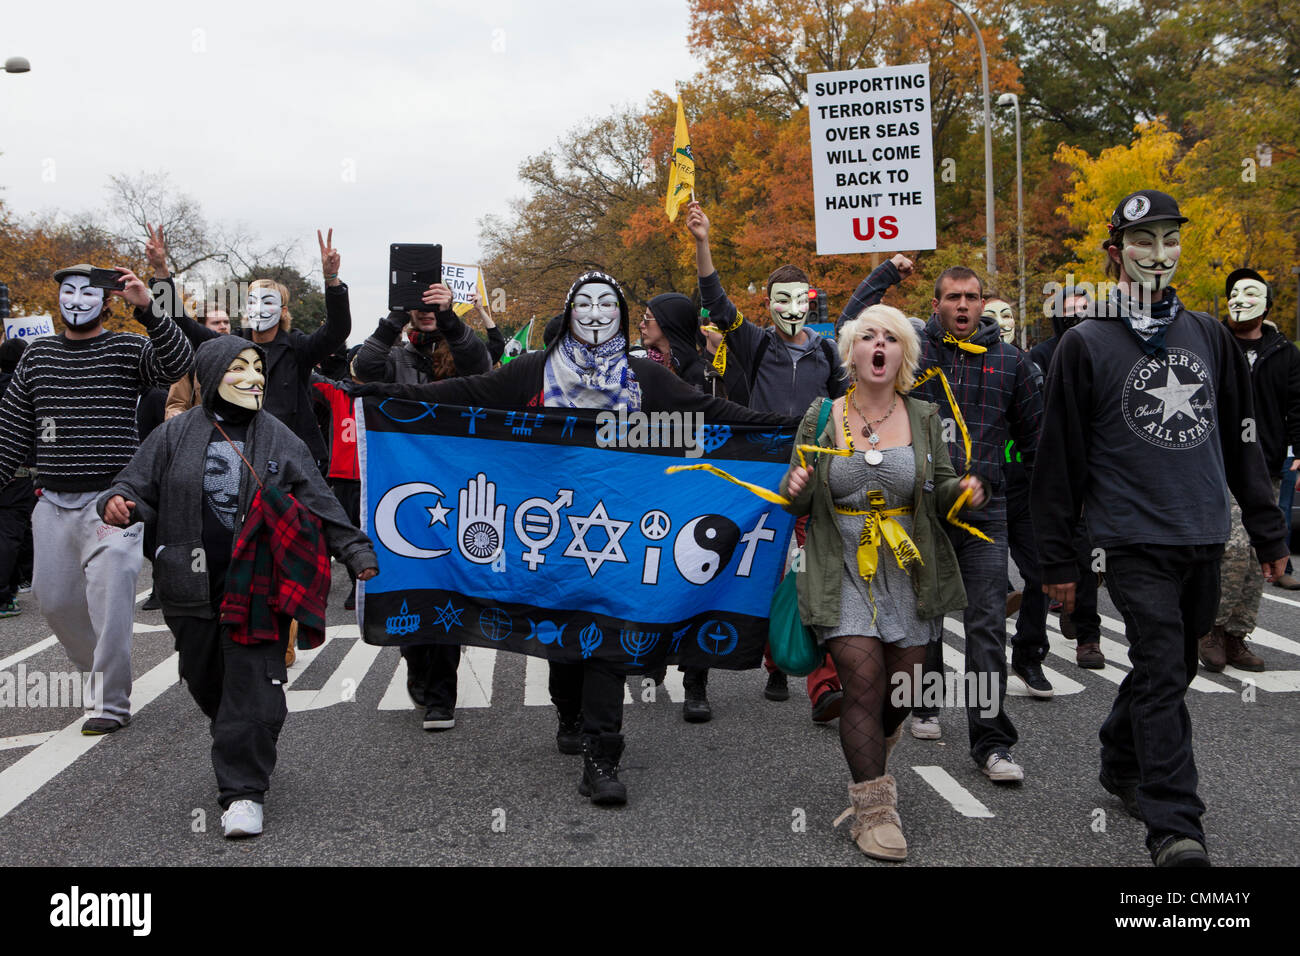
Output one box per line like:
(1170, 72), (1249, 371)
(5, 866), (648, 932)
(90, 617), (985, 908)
(665, 95), (695, 222)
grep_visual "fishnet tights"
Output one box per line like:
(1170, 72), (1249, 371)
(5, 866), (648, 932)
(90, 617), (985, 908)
(826, 635), (928, 783)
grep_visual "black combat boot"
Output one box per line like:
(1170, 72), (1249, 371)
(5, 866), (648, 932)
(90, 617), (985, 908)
(578, 733), (627, 805)
(556, 711), (583, 755)
(682, 668), (712, 723)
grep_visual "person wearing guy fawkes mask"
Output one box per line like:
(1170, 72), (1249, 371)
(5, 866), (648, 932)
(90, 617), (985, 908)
(1030, 190), (1287, 867)
(357, 270), (785, 806)
(150, 225), (351, 474)
(353, 281), (490, 729)
(0, 263), (192, 733)
(97, 336), (378, 838)
(1198, 269), (1300, 672)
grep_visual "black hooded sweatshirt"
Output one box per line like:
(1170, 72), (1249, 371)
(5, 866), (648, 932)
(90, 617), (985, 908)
(1223, 321), (1300, 475)
(648, 292), (708, 392)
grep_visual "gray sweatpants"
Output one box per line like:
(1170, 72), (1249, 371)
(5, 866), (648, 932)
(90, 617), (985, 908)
(32, 490), (143, 723)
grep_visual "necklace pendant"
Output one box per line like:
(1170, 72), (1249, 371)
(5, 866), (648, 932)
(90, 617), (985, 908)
(868, 433), (880, 446)
(864, 448), (884, 466)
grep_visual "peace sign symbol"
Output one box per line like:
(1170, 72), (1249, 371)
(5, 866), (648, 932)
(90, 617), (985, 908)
(640, 510), (671, 541)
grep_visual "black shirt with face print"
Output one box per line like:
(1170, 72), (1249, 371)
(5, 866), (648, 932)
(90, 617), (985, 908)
(201, 421), (249, 602)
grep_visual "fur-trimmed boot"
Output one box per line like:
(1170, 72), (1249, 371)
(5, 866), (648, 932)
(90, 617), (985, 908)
(835, 774), (907, 861)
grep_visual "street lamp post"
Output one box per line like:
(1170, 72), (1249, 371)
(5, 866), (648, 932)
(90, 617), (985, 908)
(944, 0), (996, 275)
(997, 92), (1024, 348)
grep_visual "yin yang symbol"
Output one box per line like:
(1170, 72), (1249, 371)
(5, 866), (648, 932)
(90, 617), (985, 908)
(673, 515), (740, 585)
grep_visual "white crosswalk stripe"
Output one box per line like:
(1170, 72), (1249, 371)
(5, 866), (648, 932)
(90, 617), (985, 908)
(911, 766), (995, 818)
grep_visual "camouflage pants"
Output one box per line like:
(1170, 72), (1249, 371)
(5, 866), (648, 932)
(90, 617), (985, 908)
(1214, 477), (1280, 635)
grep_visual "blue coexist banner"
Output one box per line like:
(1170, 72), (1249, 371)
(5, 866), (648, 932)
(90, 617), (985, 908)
(357, 397), (798, 670)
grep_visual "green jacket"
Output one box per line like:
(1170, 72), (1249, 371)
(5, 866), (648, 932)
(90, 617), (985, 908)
(778, 394), (976, 628)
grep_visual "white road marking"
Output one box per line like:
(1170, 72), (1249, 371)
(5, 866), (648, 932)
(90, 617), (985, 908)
(0, 637), (57, 673)
(286, 638), (382, 713)
(378, 648), (497, 710)
(912, 765), (995, 818)
(1262, 591), (1300, 609)
(1092, 615), (1234, 694)
(524, 655), (550, 706)
(0, 652), (179, 821)
(0, 731), (58, 752)
(1221, 668), (1300, 693)
(942, 619), (1085, 696)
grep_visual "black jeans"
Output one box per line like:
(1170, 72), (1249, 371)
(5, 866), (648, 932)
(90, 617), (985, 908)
(0, 477), (36, 603)
(914, 513), (1017, 763)
(1099, 544), (1220, 851)
(330, 478), (361, 585)
(548, 659), (627, 737)
(167, 613), (290, 809)
(401, 643), (460, 710)
(1007, 488), (1048, 664)
(1067, 518), (1101, 644)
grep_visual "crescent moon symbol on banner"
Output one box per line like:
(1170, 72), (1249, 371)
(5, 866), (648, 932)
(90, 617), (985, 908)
(374, 482), (451, 559)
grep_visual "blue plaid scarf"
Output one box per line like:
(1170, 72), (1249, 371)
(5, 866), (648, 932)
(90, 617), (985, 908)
(1105, 286), (1183, 356)
(542, 332), (641, 411)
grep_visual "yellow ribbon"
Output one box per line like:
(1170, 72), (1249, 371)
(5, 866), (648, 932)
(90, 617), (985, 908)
(911, 366), (993, 544)
(710, 309), (746, 375)
(666, 444), (848, 505)
(942, 331), (987, 353)
(836, 499), (921, 582)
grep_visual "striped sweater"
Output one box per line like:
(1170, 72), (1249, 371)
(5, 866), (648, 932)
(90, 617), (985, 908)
(0, 304), (194, 491)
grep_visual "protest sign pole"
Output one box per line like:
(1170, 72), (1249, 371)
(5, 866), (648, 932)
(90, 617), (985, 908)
(944, 0), (996, 275)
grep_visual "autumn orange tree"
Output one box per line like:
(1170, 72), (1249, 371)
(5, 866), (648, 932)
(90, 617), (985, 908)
(0, 202), (150, 336)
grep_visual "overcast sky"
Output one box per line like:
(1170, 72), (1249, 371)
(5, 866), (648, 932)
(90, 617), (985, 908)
(1, 0), (698, 341)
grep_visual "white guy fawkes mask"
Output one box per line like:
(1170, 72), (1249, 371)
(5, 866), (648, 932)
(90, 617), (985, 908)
(983, 299), (1015, 343)
(769, 281), (810, 336)
(218, 348), (265, 410)
(1228, 278), (1268, 326)
(246, 288), (283, 332)
(58, 276), (105, 328)
(1120, 222), (1181, 292)
(570, 282), (621, 346)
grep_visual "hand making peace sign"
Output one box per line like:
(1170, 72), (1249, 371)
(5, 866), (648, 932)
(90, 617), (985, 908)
(318, 228), (341, 287)
(145, 222), (169, 278)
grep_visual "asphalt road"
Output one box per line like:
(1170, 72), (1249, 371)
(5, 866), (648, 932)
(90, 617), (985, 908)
(1, 563), (1297, 867)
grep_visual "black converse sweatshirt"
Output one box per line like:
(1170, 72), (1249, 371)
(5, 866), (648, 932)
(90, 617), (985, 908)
(0, 301), (193, 492)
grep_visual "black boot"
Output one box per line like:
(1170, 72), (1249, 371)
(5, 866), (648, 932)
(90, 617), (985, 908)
(578, 733), (627, 805)
(682, 668), (712, 723)
(556, 712), (583, 755)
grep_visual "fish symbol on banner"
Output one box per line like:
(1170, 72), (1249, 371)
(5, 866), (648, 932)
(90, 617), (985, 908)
(579, 622), (604, 659)
(528, 619), (565, 646)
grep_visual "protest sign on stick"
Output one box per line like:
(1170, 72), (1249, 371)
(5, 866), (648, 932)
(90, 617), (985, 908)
(807, 63), (936, 255)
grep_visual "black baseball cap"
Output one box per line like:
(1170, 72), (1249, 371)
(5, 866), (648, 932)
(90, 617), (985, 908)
(1103, 190), (1188, 248)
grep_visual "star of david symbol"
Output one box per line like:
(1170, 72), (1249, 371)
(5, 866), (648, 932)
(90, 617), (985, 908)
(1146, 366), (1204, 425)
(564, 500), (632, 576)
(431, 600), (464, 633)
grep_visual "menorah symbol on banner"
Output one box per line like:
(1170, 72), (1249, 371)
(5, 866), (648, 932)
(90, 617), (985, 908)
(619, 629), (659, 666)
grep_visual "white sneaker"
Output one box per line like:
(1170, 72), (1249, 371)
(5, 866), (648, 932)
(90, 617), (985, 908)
(221, 799), (264, 838)
(982, 751), (1025, 783)
(910, 716), (942, 740)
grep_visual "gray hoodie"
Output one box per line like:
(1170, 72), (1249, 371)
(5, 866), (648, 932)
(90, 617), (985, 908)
(98, 335), (377, 618)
